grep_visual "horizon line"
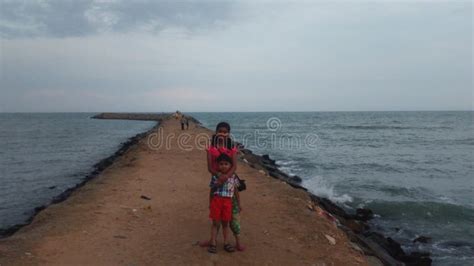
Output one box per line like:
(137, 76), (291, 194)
(1, 110), (473, 114)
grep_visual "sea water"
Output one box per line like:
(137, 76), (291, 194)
(192, 111), (473, 266)
(0, 113), (156, 232)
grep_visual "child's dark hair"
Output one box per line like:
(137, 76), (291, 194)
(216, 153), (233, 165)
(211, 134), (234, 149)
(216, 122), (231, 132)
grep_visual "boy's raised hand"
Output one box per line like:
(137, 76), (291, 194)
(216, 173), (230, 185)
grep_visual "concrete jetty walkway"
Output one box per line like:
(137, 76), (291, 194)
(0, 116), (367, 265)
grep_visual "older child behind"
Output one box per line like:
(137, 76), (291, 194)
(202, 122), (245, 251)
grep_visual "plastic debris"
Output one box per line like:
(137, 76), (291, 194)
(140, 195), (151, 200)
(324, 234), (336, 245)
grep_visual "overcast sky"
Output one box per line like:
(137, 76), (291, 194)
(0, 0), (472, 112)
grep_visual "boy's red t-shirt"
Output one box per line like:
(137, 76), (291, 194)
(207, 145), (238, 173)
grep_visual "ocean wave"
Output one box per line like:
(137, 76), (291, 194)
(328, 124), (453, 131)
(318, 162), (403, 173)
(334, 138), (386, 148)
(317, 162), (345, 171)
(275, 160), (297, 166)
(353, 163), (404, 173)
(439, 138), (474, 146)
(274, 160), (304, 176)
(303, 176), (353, 204)
(433, 241), (474, 254)
(329, 125), (412, 130)
(278, 166), (302, 176)
(364, 200), (474, 222)
(377, 185), (433, 198)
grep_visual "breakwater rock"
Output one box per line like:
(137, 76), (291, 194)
(91, 113), (169, 121)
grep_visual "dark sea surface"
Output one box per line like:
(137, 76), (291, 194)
(191, 111), (473, 266)
(0, 113), (156, 232)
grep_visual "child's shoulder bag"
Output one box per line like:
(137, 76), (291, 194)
(234, 174), (246, 192)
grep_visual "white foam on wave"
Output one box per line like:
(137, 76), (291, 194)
(275, 160), (353, 205)
(437, 195), (457, 205)
(303, 176), (353, 205)
(276, 160), (295, 166)
(279, 166), (303, 176)
(276, 160), (304, 176)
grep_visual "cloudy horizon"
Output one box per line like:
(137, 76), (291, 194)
(0, 0), (472, 112)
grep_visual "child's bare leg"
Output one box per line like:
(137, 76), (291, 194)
(222, 221), (235, 252)
(207, 220), (219, 253)
(200, 224), (220, 247)
(234, 234), (240, 247)
(230, 213), (245, 251)
(234, 234), (245, 251)
(222, 221), (229, 244)
(210, 221), (219, 245)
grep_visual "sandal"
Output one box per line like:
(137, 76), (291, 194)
(223, 243), (235, 253)
(208, 244), (217, 254)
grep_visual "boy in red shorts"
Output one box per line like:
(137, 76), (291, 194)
(208, 153), (240, 254)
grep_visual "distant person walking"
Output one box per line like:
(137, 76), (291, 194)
(180, 116), (187, 130)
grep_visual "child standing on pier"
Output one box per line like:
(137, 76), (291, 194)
(208, 154), (240, 253)
(202, 122), (245, 252)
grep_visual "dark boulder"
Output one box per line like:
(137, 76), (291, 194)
(240, 148), (253, 155)
(290, 175), (303, 183)
(268, 170), (306, 190)
(268, 169), (287, 180)
(413, 236), (432, 244)
(236, 143), (245, 149)
(261, 154), (276, 165)
(242, 154), (263, 165)
(263, 163), (279, 172)
(364, 232), (432, 266)
(342, 219), (369, 233)
(310, 195), (350, 219)
(364, 233), (405, 259)
(400, 252), (432, 266)
(355, 208), (374, 221)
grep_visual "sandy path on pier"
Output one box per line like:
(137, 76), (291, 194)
(0, 117), (367, 266)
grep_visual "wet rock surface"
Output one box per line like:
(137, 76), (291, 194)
(413, 235), (432, 244)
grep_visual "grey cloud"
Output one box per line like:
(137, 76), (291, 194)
(0, 0), (235, 38)
(1, 1), (471, 112)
